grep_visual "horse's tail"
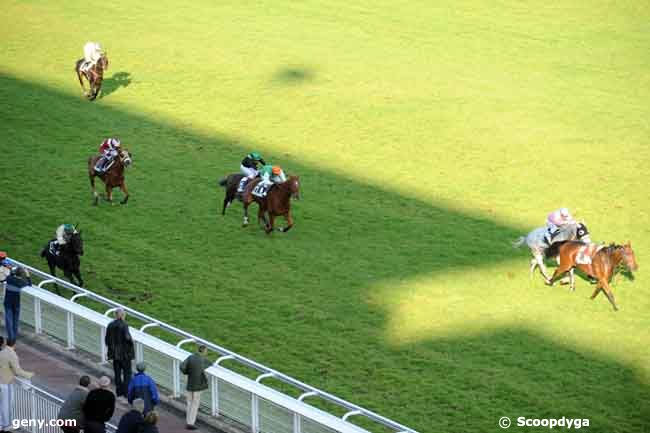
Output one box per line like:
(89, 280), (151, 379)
(545, 241), (567, 259)
(512, 236), (526, 248)
(40, 245), (48, 258)
(218, 177), (228, 188)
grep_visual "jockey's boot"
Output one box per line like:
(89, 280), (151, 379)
(238, 178), (248, 193)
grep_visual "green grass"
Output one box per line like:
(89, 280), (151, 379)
(1, 1), (650, 432)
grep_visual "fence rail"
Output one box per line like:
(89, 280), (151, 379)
(5, 258), (419, 433)
(11, 378), (117, 433)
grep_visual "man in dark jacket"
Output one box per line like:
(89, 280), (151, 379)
(180, 345), (212, 430)
(3, 266), (31, 342)
(83, 376), (116, 433)
(105, 308), (135, 397)
(127, 362), (159, 414)
(116, 398), (145, 433)
(58, 375), (91, 433)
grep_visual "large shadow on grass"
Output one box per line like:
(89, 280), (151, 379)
(101, 71), (132, 98)
(3, 72), (646, 433)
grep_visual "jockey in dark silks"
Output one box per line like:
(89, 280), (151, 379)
(51, 224), (77, 256)
(238, 152), (266, 192)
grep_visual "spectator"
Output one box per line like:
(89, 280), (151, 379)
(142, 410), (160, 433)
(83, 376), (115, 433)
(0, 338), (34, 432)
(4, 266), (31, 342)
(127, 362), (160, 414)
(180, 345), (211, 430)
(116, 398), (145, 433)
(58, 375), (91, 433)
(105, 308), (135, 397)
(0, 252), (10, 284)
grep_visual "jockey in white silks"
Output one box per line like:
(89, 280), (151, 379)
(56, 224), (76, 245)
(546, 207), (575, 243)
(81, 42), (103, 72)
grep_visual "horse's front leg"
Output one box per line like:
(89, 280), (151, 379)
(265, 213), (275, 234)
(600, 280), (618, 311)
(73, 269), (84, 287)
(106, 184), (114, 205)
(119, 182), (129, 205)
(280, 211), (294, 233)
(77, 70), (88, 96)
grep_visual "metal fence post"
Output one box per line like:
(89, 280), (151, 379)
(100, 326), (107, 363)
(29, 384), (37, 433)
(172, 359), (181, 398)
(210, 375), (219, 416)
(135, 342), (143, 363)
(66, 312), (75, 349)
(34, 297), (42, 334)
(293, 413), (301, 433)
(251, 394), (259, 433)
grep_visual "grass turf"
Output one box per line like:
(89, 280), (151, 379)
(1, 1), (649, 432)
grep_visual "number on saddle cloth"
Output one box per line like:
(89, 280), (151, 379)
(576, 244), (603, 265)
(252, 182), (271, 198)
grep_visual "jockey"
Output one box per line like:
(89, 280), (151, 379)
(56, 224), (77, 246)
(546, 207), (575, 242)
(95, 138), (122, 173)
(238, 152), (266, 192)
(260, 165), (287, 187)
(81, 41), (103, 72)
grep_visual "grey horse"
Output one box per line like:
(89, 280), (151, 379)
(513, 222), (591, 282)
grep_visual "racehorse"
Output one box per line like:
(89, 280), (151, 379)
(218, 173), (246, 215)
(512, 222), (590, 281)
(545, 241), (638, 311)
(40, 230), (84, 287)
(242, 176), (300, 233)
(88, 148), (132, 205)
(75, 54), (109, 101)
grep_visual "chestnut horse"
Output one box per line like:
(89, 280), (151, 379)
(88, 148), (132, 205)
(546, 241), (638, 311)
(242, 176), (300, 233)
(75, 54), (109, 100)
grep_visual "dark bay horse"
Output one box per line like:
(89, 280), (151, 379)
(218, 173), (246, 215)
(546, 241), (638, 311)
(242, 176), (300, 233)
(75, 54), (109, 100)
(40, 231), (84, 287)
(88, 148), (132, 205)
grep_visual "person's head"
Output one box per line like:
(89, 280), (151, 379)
(79, 375), (91, 388)
(144, 410), (158, 425)
(63, 223), (75, 234)
(109, 138), (121, 148)
(248, 151), (262, 161)
(559, 208), (571, 219)
(13, 266), (28, 279)
(98, 376), (111, 389)
(198, 345), (208, 355)
(136, 362), (146, 373)
(115, 308), (126, 320)
(132, 398), (145, 413)
(0, 251), (7, 266)
(272, 166), (282, 176)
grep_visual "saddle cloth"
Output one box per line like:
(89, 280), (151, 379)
(252, 182), (271, 198)
(576, 244), (604, 265)
(48, 240), (61, 256)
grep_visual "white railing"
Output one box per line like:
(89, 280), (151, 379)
(5, 258), (420, 433)
(11, 377), (117, 433)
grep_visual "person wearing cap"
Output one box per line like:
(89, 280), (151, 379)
(127, 362), (159, 414)
(83, 376), (115, 433)
(55, 224), (78, 247)
(94, 138), (122, 173)
(180, 345), (211, 430)
(115, 398), (145, 433)
(3, 266), (30, 342)
(253, 164), (287, 197)
(545, 207), (576, 242)
(81, 42), (104, 73)
(237, 151), (266, 192)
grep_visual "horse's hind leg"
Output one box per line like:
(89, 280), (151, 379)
(242, 202), (250, 226)
(547, 262), (573, 286)
(89, 175), (99, 205)
(281, 212), (293, 233)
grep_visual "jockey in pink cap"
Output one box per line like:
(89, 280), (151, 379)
(546, 207), (575, 242)
(95, 138), (121, 173)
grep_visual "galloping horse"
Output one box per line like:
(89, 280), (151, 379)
(40, 231), (84, 287)
(75, 54), (109, 100)
(546, 241), (638, 311)
(218, 173), (246, 215)
(513, 222), (590, 281)
(242, 176), (300, 233)
(88, 148), (132, 205)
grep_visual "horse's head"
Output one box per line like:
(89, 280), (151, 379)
(287, 175), (300, 200)
(576, 222), (591, 243)
(621, 242), (638, 272)
(68, 231), (84, 257)
(98, 53), (109, 71)
(119, 148), (132, 168)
